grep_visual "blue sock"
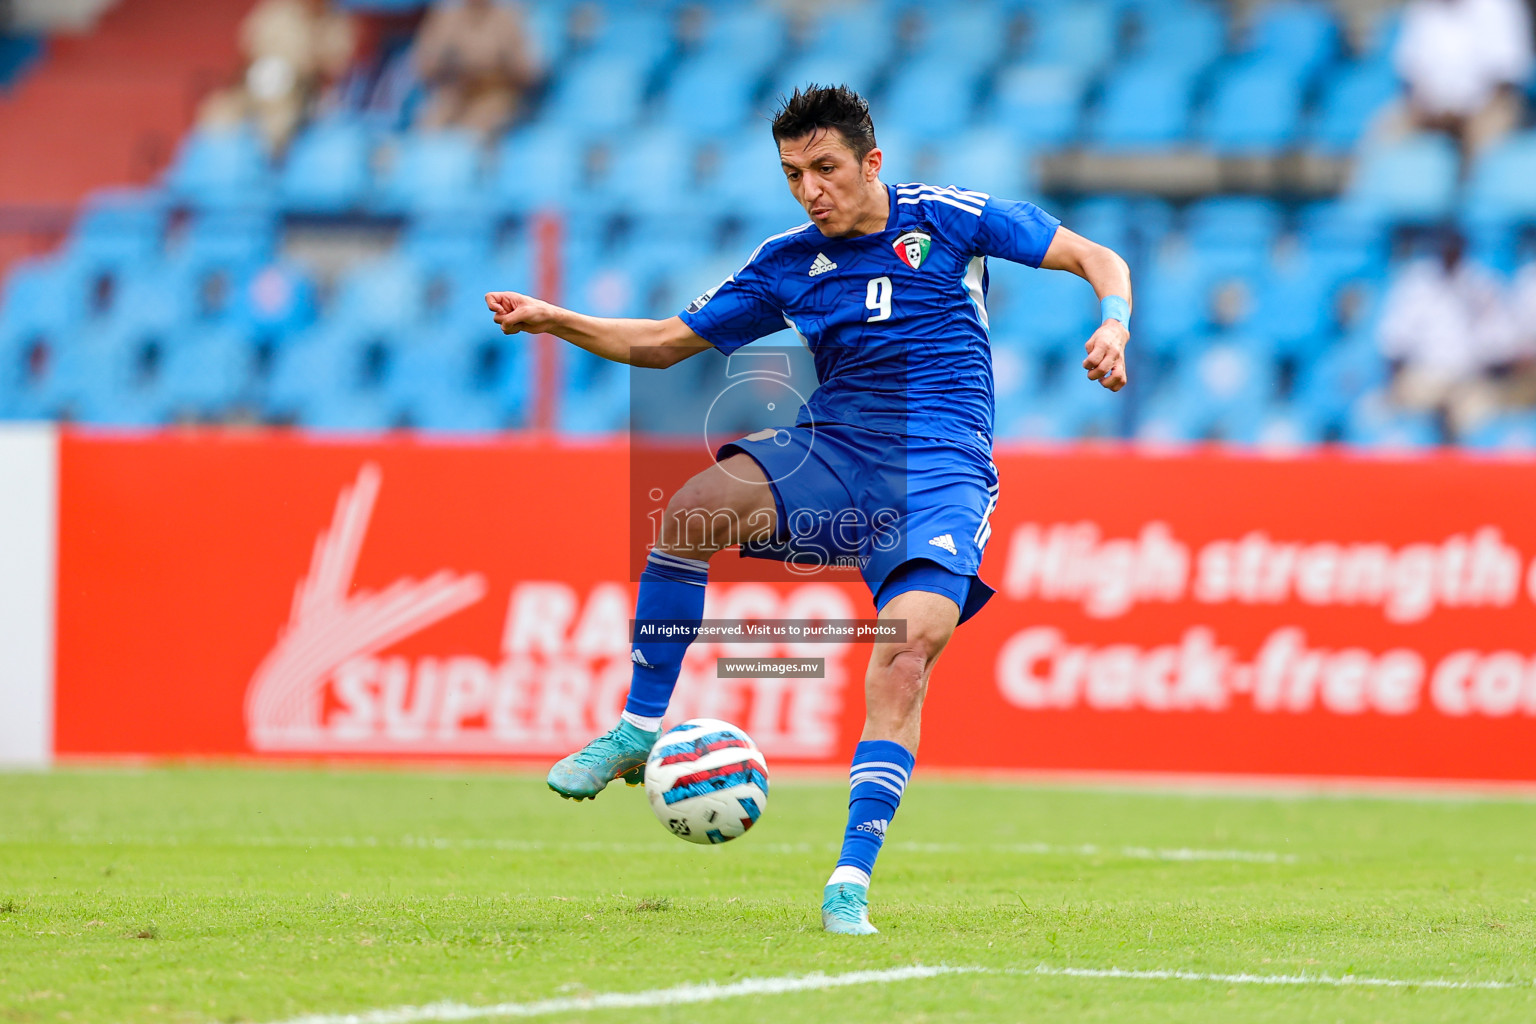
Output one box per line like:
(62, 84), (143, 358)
(828, 739), (915, 889)
(624, 550), (709, 719)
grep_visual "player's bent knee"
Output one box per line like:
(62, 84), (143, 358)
(663, 467), (773, 554)
(869, 648), (929, 707)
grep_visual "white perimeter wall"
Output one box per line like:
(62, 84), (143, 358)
(0, 425), (55, 767)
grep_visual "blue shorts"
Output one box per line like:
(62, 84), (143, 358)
(717, 422), (998, 624)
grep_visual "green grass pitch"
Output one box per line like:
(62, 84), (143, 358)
(2, 766), (1534, 1023)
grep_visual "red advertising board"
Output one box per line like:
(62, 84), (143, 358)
(54, 433), (1536, 781)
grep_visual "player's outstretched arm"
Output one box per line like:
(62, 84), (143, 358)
(485, 291), (712, 369)
(1040, 228), (1133, 392)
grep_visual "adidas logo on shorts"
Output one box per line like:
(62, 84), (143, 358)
(928, 534), (958, 556)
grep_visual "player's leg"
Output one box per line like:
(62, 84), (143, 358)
(547, 454), (777, 800)
(823, 569), (963, 935)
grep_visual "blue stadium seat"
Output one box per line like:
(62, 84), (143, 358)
(694, 5), (788, 75)
(389, 328), (528, 432)
(0, 257), (79, 335)
(1253, 248), (1339, 357)
(279, 120), (372, 214)
(236, 261), (319, 338)
(1134, 381), (1215, 442)
(986, 62), (1088, 145)
(579, 6), (672, 68)
(1464, 412), (1536, 451)
(176, 208), (277, 271)
(1135, 239), (1211, 349)
(495, 126), (588, 216)
(558, 349), (629, 434)
(265, 323), (393, 422)
(658, 57), (758, 140)
(1003, 377), (1122, 440)
(913, 2), (1009, 69)
(1244, 1), (1339, 77)
(1123, 2), (1225, 74)
(1029, 2), (1119, 72)
(1220, 402), (1326, 449)
(331, 256), (427, 331)
(1293, 333), (1388, 426)
(1308, 60), (1398, 153)
(401, 213), (497, 272)
(65, 188), (166, 270)
(1463, 131), (1536, 226)
(699, 129), (806, 222)
(1295, 201), (1391, 278)
(158, 326), (255, 414)
(1343, 395), (1442, 449)
(302, 391), (398, 431)
(164, 127), (272, 210)
(879, 57), (983, 139)
(766, 54), (881, 114)
(1198, 59), (1304, 153)
(985, 259), (1098, 347)
(925, 128), (1032, 198)
(109, 263), (197, 335)
(541, 53), (649, 135)
(799, 4), (895, 73)
(1184, 197), (1283, 248)
(598, 127), (698, 218)
(373, 130), (485, 215)
(1066, 196), (1131, 254)
(1086, 61), (1196, 149)
(989, 334), (1044, 413)
(1343, 134), (1459, 224)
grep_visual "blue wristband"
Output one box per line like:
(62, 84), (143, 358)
(1100, 295), (1130, 327)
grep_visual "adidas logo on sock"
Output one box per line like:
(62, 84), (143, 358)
(631, 648), (653, 668)
(854, 818), (889, 838)
(809, 253), (837, 277)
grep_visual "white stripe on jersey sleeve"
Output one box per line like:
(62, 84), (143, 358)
(897, 194), (985, 216)
(896, 183), (989, 202)
(895, 184), (989, 213)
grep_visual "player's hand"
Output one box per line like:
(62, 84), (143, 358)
(485, 291), (561, 335)
(1082, 321), (1129, 392)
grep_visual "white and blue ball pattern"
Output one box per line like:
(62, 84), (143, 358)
(644, 719), (769, 845)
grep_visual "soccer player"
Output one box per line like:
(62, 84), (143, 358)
(485, 85), (1131, 935)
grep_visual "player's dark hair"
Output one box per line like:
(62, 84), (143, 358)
(771, 84), (877, 162)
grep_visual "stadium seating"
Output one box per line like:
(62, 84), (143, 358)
(4, 0), (1535, 450)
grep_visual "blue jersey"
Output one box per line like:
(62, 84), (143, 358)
(678, 182), (1060, 452)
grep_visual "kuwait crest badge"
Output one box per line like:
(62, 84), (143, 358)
(893, 231), (932, 270)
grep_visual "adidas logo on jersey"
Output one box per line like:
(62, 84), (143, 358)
(855, 818), (889, 838)
(928, 534), (958, 556)
(808, 253), (837, 277)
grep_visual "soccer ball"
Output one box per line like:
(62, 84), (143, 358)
(644, 719), (769, 845)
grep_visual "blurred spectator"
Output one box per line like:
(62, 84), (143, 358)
(413, 0), (536, 137)
(1388, 0), (1534, 161)
(1506, 240), (1536, 402)
(199, 0), (358, 153)
(1378, 229), (1523, 434)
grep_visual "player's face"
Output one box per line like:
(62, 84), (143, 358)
(778, 130), (885, 237)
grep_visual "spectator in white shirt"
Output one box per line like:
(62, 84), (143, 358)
(1378, 229), (1521, 434)
(1389, 0), (1535, 160)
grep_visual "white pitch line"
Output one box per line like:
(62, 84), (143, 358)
(1022, 964), (1528, 990)
(261, 966), (977, 1024)
(257, 961), (1533, 1024)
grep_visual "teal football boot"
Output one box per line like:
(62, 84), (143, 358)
(821, 882), (879, 935)
(546, 721), (660, 800)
